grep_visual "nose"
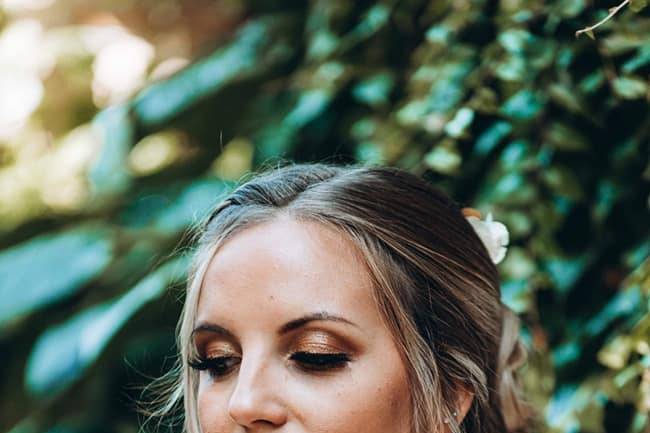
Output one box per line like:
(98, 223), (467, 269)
(227, 354), (288, 429)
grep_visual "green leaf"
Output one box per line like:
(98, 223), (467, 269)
(352, 72), (394, 108)
(494, 55), (527, 82)
(345, 4), (391, 41)
(501, 89), (544, 120)
(355, 141), (383, 165)
(548, 83), (586, 115)
(598, 335), (634, 369)
(542, 165), (585, 200)
(552, 343), (582, 369)
(307, 30), (340, 61)
(529, 39), (557, 70)
(88, 105), (134, 201)
(468, 87), (499, 114)
(553, 47), (573, 70)
(0, 226), (114, 331)
(624, 241), (650, 269)
(593, 179), (621, 223)
(424, 140), (462, 175)
(584, 286), (642, 337)
(552, 195), (574, 216)
(247, 92), (300, 163)
(25, 255), (189, 399)
(350, 117), (377, 140)
(473, 121), (512, 156)
(425, 25), (451, 44)
(543, 253), (593, 294)
(253, 123), (297, 163)
(498, 29), (535, 54)
(502, 210), (534, 238)
(612, 76), (648, 99)
(284, 88), (333, 128)
(511, 10), (534, 23)
(578, 70), (606, 93)
(501, 279), (533, 313)
(492, 172), (524, 197)
(631, 413), (649, 433)
(630, 0), (648, 12)
(426, 55), (475, 112)
(602, 34), (650, 55)
(556, 0), (586, 17)
(546, 122), (590, 152)
(119, 178), (232, 235)
(396, 99), (429, 126)
(546, 385), (580, 429)
(6, 417), (38, 433)
(133, 15), (298, 127)
(500, 140), (532, 170)
(622, 46), (650, 73)
(485, 172), (537, 205)
(444, 107), (474, 138)
(502, 247), (537, 280)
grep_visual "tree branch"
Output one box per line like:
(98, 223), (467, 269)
(575, 0), (630, 39)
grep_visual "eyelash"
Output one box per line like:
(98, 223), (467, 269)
(188, 352), (350, 379)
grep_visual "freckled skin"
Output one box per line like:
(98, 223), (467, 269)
(194, 215), (412, 433)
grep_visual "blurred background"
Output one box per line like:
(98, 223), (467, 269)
(0, 0), (648, 432)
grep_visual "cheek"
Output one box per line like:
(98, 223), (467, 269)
(197, 381), (232, 433)
(193, 358), (412, 433)
(344, 370), (411, 433)
(294, 359), (412, 433)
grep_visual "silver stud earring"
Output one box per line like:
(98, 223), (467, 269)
(443, 411), (458, 424)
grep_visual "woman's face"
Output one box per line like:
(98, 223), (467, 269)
(192, 215), (412, 433)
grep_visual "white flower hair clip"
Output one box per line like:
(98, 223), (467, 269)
(462, 208), (509, 265)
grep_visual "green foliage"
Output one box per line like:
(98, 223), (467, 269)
(0, 226), (114, 331)
(25, 255), (188, 399)
(1, 1), (649, 433)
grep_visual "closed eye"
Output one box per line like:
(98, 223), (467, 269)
(188, 351), (351, 379)
(188, 356), (240, 379)
(289, 351), (350, 371)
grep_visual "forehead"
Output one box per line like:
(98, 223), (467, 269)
(196, 215), (377, 326)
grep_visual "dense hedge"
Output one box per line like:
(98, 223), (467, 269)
(1, 1), (648, 433)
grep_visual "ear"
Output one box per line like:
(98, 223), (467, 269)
(455, 384), (475, 423)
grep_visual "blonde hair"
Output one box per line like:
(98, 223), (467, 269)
(141, 162), (536, 433)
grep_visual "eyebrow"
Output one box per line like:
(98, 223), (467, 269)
(191, 311), (359, 339)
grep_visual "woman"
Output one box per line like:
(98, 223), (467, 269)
(147, 162), (535, 433)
